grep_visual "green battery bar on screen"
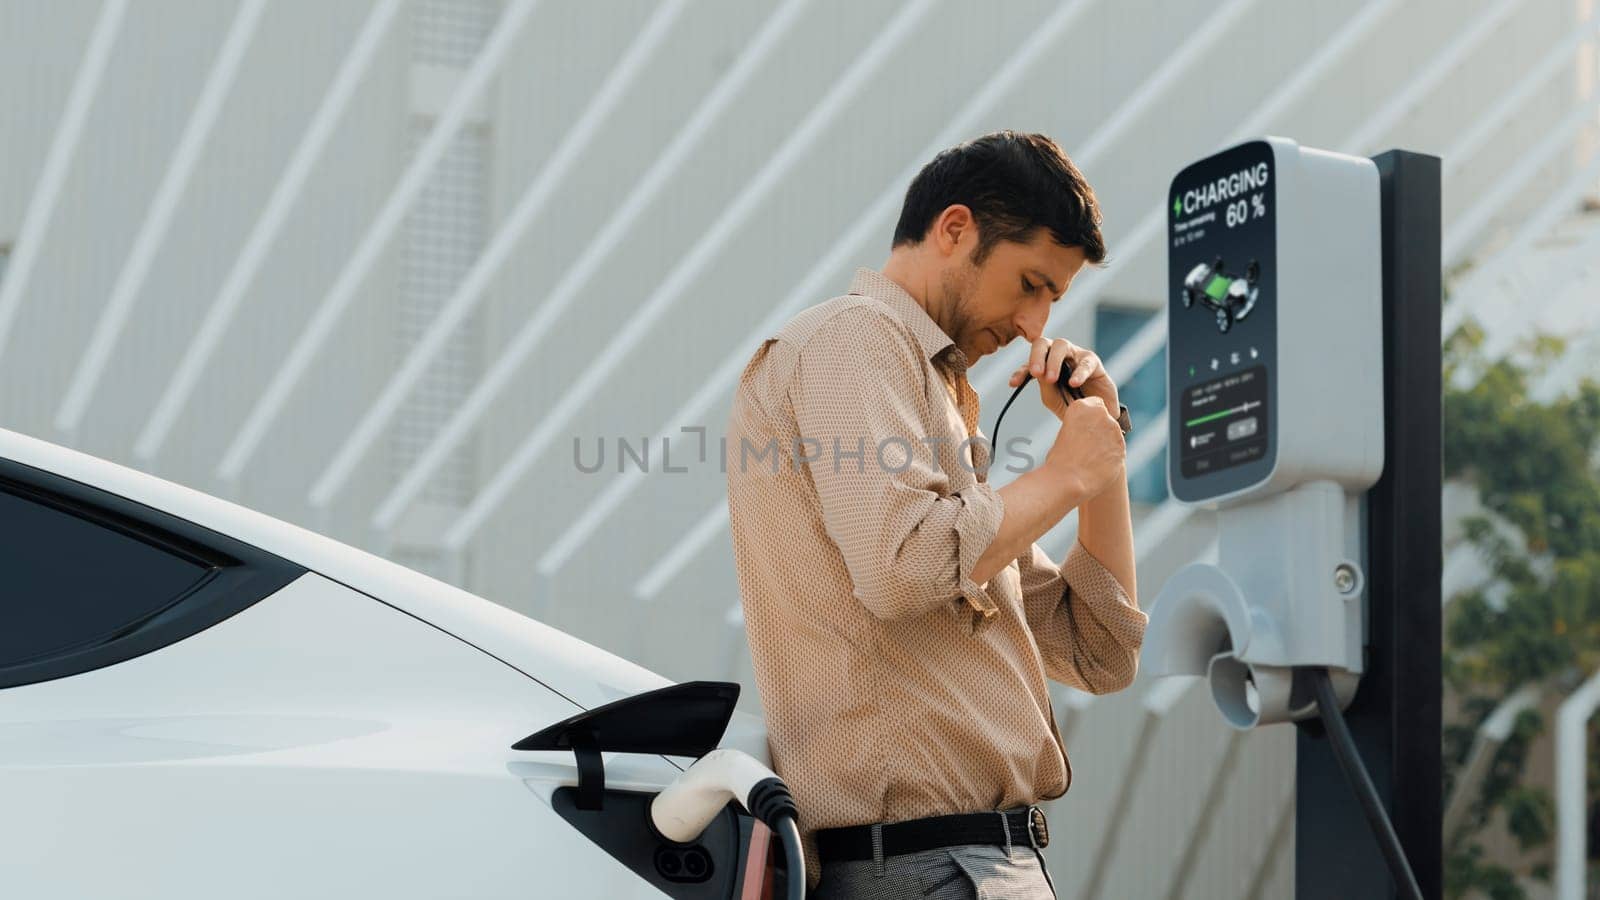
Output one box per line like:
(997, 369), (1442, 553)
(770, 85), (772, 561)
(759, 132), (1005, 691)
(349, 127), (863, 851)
(1186, 400), (1260, 428)
(1204, 274), (1230, 300)
(1186, 407), (1237, 427)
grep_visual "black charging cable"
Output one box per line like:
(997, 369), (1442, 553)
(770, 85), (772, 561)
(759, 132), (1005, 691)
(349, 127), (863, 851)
(1308, 667), (1424, 900)
(775, 816), (804, 900)
(989, 357), (1084, 456)
(748, 777), (805, 900)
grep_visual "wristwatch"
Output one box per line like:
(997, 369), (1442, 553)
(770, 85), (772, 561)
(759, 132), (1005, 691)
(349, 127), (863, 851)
(1115, 403), (1133, 435)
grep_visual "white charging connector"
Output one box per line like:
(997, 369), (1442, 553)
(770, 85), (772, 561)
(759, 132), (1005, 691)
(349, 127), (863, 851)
(650, 748), (774, 840)
(650, 748), (804, 900)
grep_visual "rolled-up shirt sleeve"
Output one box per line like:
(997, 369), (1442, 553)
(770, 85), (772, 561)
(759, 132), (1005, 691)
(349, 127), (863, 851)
(787, 307), (1004, 628)
(1018, 538), (1147, 693)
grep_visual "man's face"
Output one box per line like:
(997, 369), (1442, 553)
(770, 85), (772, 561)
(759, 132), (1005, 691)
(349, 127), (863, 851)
(937, 227), (1089, 365)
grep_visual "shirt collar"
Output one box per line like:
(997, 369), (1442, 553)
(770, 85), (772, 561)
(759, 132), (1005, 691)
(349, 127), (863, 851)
(847, 267), (969, 371)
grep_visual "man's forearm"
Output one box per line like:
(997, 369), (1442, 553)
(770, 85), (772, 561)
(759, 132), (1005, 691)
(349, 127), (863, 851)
(1075, 469), (1136, 599)
(971, 464), (1089, 586)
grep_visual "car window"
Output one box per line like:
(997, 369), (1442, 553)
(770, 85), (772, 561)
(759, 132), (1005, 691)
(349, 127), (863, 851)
(0, 459), (305, 688)
(0, 488), (212, 668)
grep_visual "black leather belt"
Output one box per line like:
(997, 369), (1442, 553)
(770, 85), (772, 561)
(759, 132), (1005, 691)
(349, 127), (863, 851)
(815, 805), (1050, 864)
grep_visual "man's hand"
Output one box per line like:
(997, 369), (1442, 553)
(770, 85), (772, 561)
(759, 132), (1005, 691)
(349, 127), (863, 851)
(1006, 337), (1120, 421)
(1044, 396), (1126, 500)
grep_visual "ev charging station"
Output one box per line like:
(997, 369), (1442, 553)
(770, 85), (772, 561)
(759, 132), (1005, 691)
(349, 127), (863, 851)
(1143, 139), (1442, 899)
(1148, 137), (1383, 727)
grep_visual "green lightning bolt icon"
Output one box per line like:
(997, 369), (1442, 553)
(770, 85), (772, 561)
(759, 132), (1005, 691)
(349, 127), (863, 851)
(1172, 197), (1182, 216)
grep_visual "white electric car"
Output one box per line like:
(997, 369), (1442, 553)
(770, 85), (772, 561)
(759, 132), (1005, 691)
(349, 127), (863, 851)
(0, 426), (787, 899)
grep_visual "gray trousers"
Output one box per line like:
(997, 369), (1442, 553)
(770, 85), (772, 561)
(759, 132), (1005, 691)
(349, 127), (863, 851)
(810, 822), (1058, 899)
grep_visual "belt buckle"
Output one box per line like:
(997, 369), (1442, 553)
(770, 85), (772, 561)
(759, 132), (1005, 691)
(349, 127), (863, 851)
(1026, 805), (1050, 849)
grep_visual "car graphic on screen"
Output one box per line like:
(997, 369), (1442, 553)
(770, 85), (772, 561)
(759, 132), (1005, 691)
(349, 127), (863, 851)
(1182, 256), (1261, 334)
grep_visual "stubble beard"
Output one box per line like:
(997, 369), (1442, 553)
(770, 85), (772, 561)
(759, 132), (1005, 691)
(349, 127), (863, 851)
(939, 262), (983, 364)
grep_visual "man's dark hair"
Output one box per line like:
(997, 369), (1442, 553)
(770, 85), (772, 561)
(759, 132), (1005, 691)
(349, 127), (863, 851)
(892, 131), (1106, 266)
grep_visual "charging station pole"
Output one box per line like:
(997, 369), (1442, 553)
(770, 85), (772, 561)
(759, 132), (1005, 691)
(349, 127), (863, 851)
(1295, 150), (1441, 899)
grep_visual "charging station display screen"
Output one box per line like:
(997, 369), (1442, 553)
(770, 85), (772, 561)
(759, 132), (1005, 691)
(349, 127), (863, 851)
(1179, 365), (1269, 477)
(1167, 141), (1277, 501)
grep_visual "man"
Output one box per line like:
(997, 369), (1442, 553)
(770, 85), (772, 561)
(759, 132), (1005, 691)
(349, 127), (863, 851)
(725, 131), (1146, 899)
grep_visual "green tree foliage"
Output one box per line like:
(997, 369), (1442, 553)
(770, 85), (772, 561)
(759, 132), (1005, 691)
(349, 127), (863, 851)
(1442, 323), (1600, 897)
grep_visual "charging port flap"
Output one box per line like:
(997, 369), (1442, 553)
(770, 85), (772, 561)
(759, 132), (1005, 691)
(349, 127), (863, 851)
(512, 680), (741, 809)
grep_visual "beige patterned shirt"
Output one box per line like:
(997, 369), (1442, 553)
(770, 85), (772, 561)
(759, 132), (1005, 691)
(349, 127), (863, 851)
(725, 267), (1147, 887)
